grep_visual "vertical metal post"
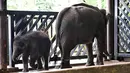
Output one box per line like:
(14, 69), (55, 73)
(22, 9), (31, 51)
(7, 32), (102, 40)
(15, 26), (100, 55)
(106, 0), (115, 59)
(8, 15), (15, 67)
(0, 0), (7, 69)
(114, 0), (118, 59)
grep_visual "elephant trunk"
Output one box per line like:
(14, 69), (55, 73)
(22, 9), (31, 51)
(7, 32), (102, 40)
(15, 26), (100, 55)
(12, 49), (22, 62)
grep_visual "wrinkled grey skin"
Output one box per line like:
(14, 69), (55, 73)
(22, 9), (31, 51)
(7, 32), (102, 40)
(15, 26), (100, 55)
(77, 5), (111, 60)
(12, 31), (51, 72)
(55, 3), (110, 68)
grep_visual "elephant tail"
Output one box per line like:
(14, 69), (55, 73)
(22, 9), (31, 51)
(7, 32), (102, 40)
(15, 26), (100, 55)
(54, 7), (71, 64)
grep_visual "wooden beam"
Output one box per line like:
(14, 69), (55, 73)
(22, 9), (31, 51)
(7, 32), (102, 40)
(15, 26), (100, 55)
(0, 0), (7, 70)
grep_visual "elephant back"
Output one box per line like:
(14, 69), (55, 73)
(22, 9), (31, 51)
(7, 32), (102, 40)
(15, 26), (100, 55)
(72, 3), (99, 11)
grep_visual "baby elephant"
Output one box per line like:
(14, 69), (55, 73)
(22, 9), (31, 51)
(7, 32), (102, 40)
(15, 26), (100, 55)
(12, 31), (51, 72)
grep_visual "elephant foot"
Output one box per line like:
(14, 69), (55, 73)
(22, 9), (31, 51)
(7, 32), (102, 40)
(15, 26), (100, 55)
(61, 65), (72, 69)
(96, 56), (104, 65)
(44, 67), (49, 70)
(55, 65), (61, 69)
(96, 62), (104, 65)
(86, 62), (95, 66)
(37, 65), (43, 70)
(22, 69), (29, 72)
(30, 64), (37, 69)
(37, 68), (44, 71)
(61, 61), (72, 69)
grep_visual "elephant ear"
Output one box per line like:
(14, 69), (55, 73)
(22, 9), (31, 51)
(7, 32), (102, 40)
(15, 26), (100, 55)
(100, 9), (110, 25)
(100, 9), (106, 16)
(18, 38), (29, 50)
(14, 36), (25, 50)
(19, 41), (25, 48)
(100, 9), (112, 22)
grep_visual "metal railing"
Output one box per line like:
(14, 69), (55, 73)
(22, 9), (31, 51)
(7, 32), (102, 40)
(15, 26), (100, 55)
(114, 0), (130, 59)
(7, 10), (92, 68)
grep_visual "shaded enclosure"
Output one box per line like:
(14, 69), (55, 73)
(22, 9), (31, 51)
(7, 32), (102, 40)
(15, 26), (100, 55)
(7, 10), (96, 68)
(1, 0), (130, 72)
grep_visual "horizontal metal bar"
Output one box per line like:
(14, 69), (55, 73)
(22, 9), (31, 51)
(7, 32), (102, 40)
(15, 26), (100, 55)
(118, 53), (130, 57)
(7, 10), (58, 15)
(13, 62), (86, 72)
(14, 55), (97, 64)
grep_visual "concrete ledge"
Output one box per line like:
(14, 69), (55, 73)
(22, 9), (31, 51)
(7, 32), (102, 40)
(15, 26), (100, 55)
(7, 67), (19, 72)
(42, 62), (130, 73)
(10, 61), (130, 73)
(0, 69), (8, 73)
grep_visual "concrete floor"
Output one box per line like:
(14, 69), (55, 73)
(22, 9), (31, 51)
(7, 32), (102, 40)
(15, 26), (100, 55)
(9, 59), (128, 73)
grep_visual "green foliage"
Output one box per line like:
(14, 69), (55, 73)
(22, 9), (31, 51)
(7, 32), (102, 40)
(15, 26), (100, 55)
(7, 0), (36, 10)
(7, 0), (55, 11)
(101, 0), (106, 9)
(35, 0), (55, 11)
(7, 0), (106, 11)
(84, 0), (98, 6)
(7, 0), (18, 10)
(83, 0), (106, 8)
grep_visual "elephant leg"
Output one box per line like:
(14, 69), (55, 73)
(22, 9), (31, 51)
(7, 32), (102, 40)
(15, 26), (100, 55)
(37, 57), (43, 69)
(22, 53), (29, 72)
(96, 37), (104, 65)
(86, 43), (94, 66)
(60, 41), (75, 69)
(30, 57), (37, 69)
(42, 55), (49, 70)
(61, 48), (71, 69)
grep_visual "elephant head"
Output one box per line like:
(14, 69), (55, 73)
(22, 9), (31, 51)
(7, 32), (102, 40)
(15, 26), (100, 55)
(12, 36), (25, 62)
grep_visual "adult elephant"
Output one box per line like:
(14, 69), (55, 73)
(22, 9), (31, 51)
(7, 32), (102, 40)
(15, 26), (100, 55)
(55, 3), (109, 68)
